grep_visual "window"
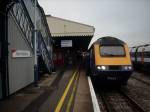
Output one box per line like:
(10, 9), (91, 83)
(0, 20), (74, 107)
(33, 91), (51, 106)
(20, 13), (25, 29)
(22, 18), (27, 32)
(13, 4), (17, 16)
(12, 3), (34, 50)
(100, 46), (125, 57)
(16, 6), (22, 22)
(144, 52), (150, 58)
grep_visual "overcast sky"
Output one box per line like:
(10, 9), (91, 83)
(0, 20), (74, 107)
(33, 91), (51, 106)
(38, 0), (150, 47)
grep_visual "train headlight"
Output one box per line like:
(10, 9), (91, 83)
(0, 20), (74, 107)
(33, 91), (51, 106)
(101, 66), (106, 70)
(97, 66), (101, 70)
(97, 65), (107, 70)
(124, 66), (128, 70)
(123, 66), (132, 70)
(128, 66), (132, 70)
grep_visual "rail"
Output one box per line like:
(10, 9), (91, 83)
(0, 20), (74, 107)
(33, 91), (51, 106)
(99, 90), (116, 112)
(131, 76), (150, 86)
(119, 89), (145, 112)
(98, 89), (146, 112)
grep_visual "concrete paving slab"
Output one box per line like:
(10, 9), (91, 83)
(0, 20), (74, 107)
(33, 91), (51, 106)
(73, 70), (94, 112)
(0, 73), (57, 112)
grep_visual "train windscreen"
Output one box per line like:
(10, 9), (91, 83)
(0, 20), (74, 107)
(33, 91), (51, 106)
(100, 46), (125, 57)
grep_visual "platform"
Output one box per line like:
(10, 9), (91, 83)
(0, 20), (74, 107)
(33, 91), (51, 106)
(0, 68), (94, 112)
(73, 70), (93, 112)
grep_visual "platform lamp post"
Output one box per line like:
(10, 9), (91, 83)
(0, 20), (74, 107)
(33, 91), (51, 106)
(34, 0), (38, 87)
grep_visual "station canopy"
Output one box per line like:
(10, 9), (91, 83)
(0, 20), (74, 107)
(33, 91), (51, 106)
(46, 15), (95, 50)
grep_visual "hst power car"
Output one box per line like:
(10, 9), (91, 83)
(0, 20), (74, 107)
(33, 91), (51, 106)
(89, 36), (133, 85)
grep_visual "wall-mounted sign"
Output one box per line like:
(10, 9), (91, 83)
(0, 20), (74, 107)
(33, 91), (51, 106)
(12, 49), (31, 58)
(61, 40), (72, 47)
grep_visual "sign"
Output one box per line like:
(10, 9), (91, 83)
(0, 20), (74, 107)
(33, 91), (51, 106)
(12, 50), (31, 58)
(61, 40), (72, 47)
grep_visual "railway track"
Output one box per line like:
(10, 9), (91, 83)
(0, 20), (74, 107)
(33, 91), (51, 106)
(98, 89), (145, 112)
(131, 76), (150, 86)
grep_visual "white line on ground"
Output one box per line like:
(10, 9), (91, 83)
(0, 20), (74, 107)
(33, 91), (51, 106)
(88, 76), (101, 112)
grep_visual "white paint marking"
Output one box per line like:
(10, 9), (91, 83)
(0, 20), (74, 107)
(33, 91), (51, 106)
(88, 77), (101, 112)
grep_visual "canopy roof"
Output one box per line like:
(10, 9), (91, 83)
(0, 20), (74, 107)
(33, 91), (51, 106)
(46, 15), (95, 37)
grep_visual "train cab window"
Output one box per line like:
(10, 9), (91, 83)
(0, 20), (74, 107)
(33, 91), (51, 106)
(100, 46), (125, 57)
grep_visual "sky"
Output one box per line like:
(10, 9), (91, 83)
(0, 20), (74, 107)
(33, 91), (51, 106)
(38, 0), (150, 47)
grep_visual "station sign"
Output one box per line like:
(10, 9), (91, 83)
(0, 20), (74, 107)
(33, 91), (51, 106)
(61, 40), (72, 47)
(12, 49), (31, 58)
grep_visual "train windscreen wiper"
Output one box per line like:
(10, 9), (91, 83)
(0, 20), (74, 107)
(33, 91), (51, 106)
(103, 53), (116, 56)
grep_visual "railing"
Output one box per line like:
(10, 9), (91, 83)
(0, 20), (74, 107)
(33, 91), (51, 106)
(11, 1), (53, 73)
(38, 32), (53, 73)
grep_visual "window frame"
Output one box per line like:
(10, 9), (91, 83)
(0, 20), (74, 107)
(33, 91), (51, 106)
(100, 45), (126, 57)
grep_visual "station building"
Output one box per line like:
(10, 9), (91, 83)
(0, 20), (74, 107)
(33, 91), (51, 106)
(46, 16), (95, 67)
(0, 0), (53, 99)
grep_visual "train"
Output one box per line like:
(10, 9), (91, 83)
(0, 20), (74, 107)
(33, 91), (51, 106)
(130, 44), (150, 71)
(88, 36), (133, 85)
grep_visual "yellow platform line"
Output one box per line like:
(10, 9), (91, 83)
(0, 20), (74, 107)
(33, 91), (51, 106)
(55, 69), (78, 112)
(66, 71), (79, 112)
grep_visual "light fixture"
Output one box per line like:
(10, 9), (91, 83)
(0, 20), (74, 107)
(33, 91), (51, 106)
(101, 66), (106, 70)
